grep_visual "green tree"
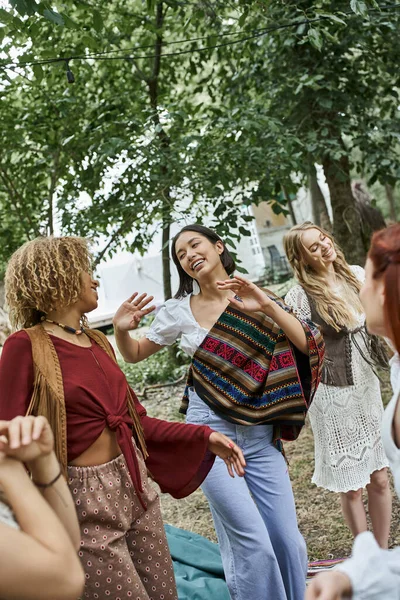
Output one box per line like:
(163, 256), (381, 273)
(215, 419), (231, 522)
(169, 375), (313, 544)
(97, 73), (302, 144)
(0, 0), (398, 281)
(211, 0), (399, 262)
(0, 0), (270, 290)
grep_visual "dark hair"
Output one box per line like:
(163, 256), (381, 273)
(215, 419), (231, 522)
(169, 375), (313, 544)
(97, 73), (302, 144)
(171, 224), (236, 298)
(368, 223), (400, 354)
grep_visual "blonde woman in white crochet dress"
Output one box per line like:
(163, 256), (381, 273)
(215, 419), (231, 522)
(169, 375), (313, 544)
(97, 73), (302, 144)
(284, 222), (391, 547)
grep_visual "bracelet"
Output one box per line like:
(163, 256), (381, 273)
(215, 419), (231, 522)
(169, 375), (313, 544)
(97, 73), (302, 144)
(32, 468), (63, 489)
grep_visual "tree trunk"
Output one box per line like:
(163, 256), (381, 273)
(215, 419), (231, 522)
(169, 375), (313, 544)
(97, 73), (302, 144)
(322, 153), (365, 265)
(147, 1), (173, 302)
(47, 149), (60, 236)
(308, 163), (332, 231)
(282, 185), (297, 225)
(162, 210), (172, 300)
(385, 183), (397, 222)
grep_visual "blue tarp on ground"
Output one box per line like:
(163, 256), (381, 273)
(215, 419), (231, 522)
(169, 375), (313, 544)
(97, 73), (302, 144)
(165, 524), (230, 600)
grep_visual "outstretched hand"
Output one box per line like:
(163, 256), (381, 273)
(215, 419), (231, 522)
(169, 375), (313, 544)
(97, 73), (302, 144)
(0, 416), (54, 465)
(216, 275), (273, 314)
(305, 571), (353, 600)
(207, 432), (246, 478)
(113, 292), (156, 332)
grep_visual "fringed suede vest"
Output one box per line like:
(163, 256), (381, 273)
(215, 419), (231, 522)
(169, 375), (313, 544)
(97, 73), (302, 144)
(24, 324), (148, 477)
(305, 293), (388, 386)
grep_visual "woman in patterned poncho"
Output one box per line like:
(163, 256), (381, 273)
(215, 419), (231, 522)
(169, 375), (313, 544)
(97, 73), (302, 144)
(114, 223), (325, 600)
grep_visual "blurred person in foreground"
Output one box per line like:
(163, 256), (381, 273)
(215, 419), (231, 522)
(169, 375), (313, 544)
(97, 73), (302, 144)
(0, 415), (84, 600)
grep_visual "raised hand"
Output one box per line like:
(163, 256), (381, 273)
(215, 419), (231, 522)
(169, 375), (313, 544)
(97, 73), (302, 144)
(0, 416), (54, 465)
(207, 432), (246, 478)
(216, 275), (273, 314)
(113, 292), (156, 331)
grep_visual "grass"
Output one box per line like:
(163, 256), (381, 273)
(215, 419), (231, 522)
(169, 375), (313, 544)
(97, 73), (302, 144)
(139, 368), (400, 560)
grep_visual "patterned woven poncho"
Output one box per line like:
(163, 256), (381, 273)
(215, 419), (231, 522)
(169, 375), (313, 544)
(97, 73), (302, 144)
(180, 297), (325, 443)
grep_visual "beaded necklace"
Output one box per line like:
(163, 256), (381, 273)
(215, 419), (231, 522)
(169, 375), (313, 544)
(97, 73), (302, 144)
(41, 316), (85, 335)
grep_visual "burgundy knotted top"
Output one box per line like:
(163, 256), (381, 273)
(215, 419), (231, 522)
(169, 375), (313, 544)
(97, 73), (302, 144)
(106, 414), (124, 430)
(0, 331), (215, 501)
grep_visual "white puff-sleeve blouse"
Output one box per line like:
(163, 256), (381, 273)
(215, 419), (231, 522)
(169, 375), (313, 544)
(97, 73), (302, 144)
(146, 295), (209, 357)
(335, 352), (400, 599)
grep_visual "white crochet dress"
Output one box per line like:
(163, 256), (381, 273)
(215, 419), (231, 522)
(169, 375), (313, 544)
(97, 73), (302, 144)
(285, 266), (389, 492)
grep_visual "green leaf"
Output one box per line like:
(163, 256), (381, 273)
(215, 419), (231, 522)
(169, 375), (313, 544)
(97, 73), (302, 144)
(315, 11), (347, 26)
(10, 0), (29, 17)
(350, 0), (368, 17)
(238, 10), (248, 28)
(239, 226), (251, 236)
(307, 28), (323, 52)
(61, 13), (79, 30)
(318, 97), (333, 109)
(92, 10), (103, 33)
(235, 265), (248, 274)
(32, 63), (43, 82)
(62, 134), (75, 146)
(43, 8), (64, 26)
(81, 34), (98, 50)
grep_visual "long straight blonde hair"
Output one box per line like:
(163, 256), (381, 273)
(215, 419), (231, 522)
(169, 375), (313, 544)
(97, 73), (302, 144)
(283, 222), (363, 331)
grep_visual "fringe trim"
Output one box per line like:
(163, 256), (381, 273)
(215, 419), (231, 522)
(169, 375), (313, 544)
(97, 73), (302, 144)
(26, 371), (68, 477)
(127, 387), (149, 460)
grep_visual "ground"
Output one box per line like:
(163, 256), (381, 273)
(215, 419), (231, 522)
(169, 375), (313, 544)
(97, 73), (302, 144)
(140, 373), (400, 561)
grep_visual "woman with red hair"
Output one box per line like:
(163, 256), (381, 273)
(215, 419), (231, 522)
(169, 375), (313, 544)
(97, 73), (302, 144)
(306, 223), (400, 600)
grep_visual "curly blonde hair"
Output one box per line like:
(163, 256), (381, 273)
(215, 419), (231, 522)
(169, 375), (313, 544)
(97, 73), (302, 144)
(283, 222), (363, 331)
(5, 236), (93, 330)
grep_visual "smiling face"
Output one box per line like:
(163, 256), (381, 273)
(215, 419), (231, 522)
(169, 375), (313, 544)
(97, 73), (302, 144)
(75, 271), (99, 314)
(300, 227), (337, 269)
(174, 231), (226, 281)
(359, 258), (386, 337)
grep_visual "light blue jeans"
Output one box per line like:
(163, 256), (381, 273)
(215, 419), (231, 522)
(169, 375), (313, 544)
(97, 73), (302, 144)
(186, 388), (307, 600)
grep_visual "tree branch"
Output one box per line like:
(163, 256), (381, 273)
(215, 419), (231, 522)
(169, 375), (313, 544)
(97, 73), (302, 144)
(47, 149), (61, 235)
(93, 213), (146, 267)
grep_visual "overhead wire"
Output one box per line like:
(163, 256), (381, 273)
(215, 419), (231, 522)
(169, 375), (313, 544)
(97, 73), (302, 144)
(0, 3), (399, 72)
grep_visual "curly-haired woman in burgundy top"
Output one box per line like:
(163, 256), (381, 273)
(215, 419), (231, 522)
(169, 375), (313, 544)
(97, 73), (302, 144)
(0, 235), (245, 600)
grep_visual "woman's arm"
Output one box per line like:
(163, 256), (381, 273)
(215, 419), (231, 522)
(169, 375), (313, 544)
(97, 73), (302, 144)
(114, 329), (162, 363)
(0, 416), (81, 550)
(305, 570), (352, 599)
(263, 301), (308, 354)
(0, 458), (84, 600)
(28, 452), (81, 549)
(113, 292), (163, 362)
(0, 333), (34, 420)
(217, 276), (308, 354)
(306, 532), (400, 600)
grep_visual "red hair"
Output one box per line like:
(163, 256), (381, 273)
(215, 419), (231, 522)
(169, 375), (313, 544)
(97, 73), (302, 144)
(368, 224), (400, 354)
